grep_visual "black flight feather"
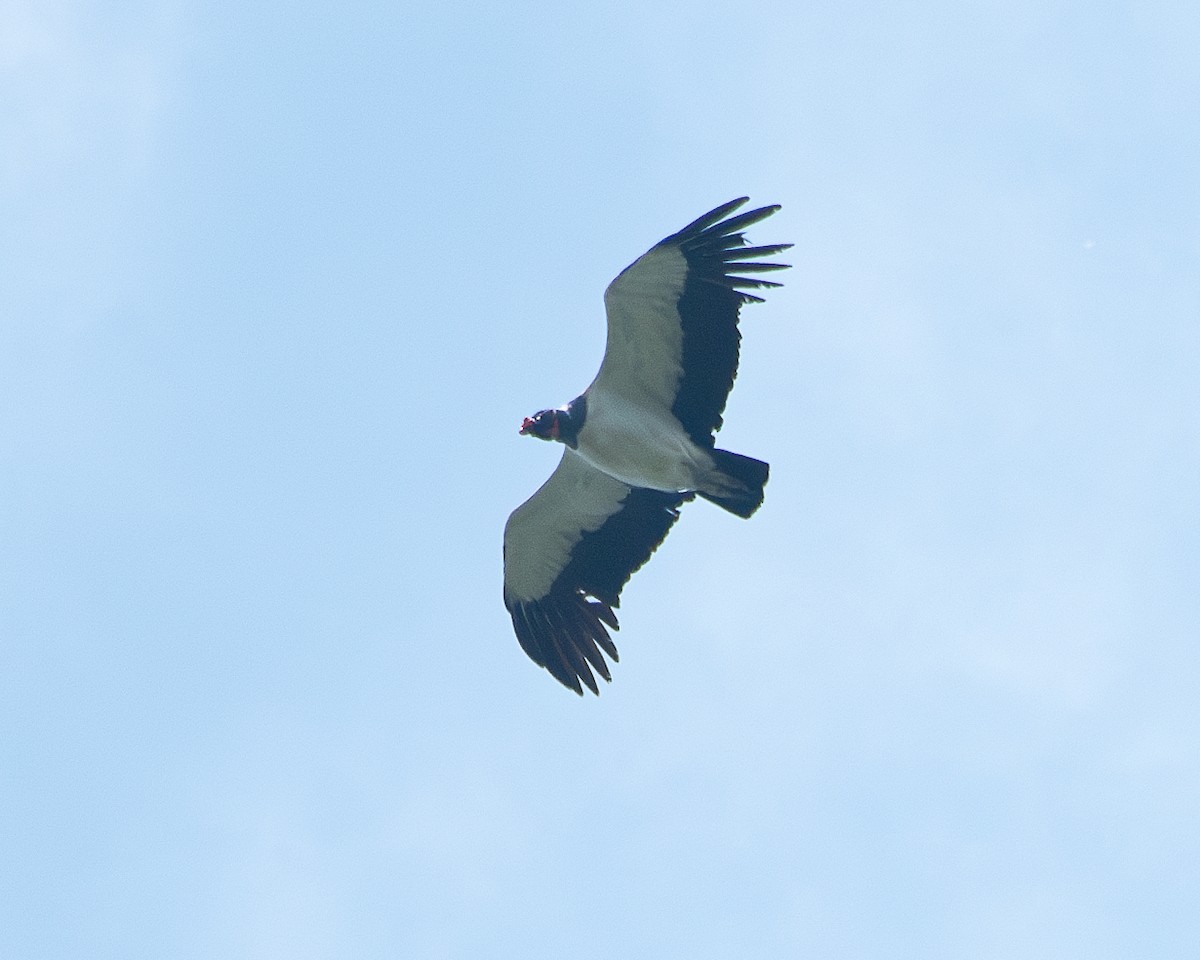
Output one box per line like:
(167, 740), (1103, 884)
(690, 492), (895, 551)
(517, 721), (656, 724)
(661, 199), (790, 445)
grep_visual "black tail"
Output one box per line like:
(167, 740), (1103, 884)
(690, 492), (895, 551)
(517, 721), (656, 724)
(698, 449), (769, 519)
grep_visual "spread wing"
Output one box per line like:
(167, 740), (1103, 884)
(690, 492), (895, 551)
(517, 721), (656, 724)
(591, 198), (791, 446)
(503, 449), (693, 695)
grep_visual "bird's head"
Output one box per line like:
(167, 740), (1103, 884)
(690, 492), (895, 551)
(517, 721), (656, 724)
(519, 408), (562, 442)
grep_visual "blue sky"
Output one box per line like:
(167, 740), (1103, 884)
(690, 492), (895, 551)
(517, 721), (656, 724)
(2, 0), (1198, 957)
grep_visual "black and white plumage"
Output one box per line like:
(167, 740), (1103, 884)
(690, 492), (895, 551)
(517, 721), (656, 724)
(503, 198), (790, 694)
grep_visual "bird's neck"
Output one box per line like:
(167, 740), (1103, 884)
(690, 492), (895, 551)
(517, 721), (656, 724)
(558, 396), (587, 448)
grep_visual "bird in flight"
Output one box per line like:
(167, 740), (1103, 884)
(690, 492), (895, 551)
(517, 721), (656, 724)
(502, 198), (790, 694)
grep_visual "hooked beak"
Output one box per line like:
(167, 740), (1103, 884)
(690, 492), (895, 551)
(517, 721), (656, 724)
(519, 417), (535, 434)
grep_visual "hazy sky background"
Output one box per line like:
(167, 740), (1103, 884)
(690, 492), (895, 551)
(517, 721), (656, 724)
(2, 1), (1198, 957)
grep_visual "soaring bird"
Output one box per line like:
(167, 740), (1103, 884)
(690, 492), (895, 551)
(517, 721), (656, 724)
(502, 198), (790, 694)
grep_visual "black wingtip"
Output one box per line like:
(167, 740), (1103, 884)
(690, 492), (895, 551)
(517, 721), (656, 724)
(724, 243), (794, 261)
(664, 198), (750, 244)
(508, 594), (622, 696)
(699, 203), (781, 239)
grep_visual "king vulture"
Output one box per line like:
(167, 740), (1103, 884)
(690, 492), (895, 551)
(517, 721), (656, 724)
(503, 198), (790, 695)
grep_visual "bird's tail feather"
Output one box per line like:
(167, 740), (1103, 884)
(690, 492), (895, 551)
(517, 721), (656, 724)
(698, 449), (769, 518)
